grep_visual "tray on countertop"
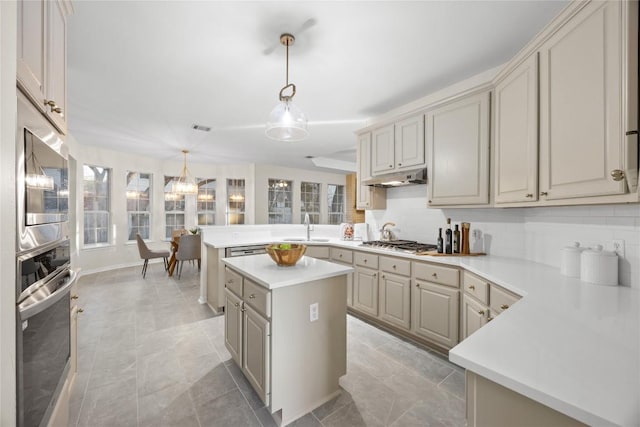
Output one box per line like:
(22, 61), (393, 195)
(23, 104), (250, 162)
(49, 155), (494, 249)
(416, 251), (486, 257)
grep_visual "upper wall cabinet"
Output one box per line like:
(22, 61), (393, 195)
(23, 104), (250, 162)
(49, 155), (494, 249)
(538, 0), (635, 201)
(356, 133), (386, 210)
(371, 114), (426, 176)
(427, 92), (490, 206)
(494, 54), (539, 204)
(17, 0), (70, 134)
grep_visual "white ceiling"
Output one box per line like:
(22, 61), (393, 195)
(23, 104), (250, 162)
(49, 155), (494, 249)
(67, 0), (567, 172)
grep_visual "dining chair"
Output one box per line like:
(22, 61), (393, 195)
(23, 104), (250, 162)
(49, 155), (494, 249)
(135, 234), (170, 278)
(175, 234), (201, 279)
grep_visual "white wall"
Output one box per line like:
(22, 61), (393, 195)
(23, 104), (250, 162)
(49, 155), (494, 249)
(0, 1), (17, 423)
(253, 164), (346, 224)
(367, 186), (640, 288)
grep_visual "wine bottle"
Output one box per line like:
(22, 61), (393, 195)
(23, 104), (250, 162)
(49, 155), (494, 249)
(445, 218), (452, 254)
(437, 228), (443, 253)
(453, 224), (460, 253)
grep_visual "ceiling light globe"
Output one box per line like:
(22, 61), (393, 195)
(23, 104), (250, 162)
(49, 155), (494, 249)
(265, 100), (308, 142)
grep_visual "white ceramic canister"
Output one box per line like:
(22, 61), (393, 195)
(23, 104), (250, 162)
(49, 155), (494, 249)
(580, 245), (619, 286)
(560, 242), (584, 277)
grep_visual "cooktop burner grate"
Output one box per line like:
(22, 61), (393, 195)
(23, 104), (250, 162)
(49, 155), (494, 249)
(360, 240), (438, 253)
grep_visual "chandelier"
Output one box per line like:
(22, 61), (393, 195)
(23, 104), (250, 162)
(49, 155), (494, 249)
(170, 150), (198, 195)
(265, 33), (308, 142)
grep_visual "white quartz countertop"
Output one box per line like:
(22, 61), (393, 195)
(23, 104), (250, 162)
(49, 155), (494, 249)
(221, 254), (353, 290)
(204, 228), (639, 426)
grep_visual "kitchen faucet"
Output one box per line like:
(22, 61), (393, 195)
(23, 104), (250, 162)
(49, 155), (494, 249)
(304, 213), (311, 241)
(380, 222), (395, 241)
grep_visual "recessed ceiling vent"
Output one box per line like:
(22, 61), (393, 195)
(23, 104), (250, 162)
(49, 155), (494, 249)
(192, 124), (211, 132)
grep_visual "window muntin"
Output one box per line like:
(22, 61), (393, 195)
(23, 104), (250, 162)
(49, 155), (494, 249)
(126, 171), (152, 240)
(300, 181), (320, 224)
(197, 178), (216, 226)
(83, 165), (110, 246)
(268, 179), (293, 224)
(327, 184), (345, 225)
(226, 179), (245, 225)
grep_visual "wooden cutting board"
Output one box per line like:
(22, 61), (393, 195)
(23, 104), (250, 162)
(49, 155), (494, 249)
(416, 251), (486, 257)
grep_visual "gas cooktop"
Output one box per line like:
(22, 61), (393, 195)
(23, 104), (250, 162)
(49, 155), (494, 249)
(359, 240), (438, 254)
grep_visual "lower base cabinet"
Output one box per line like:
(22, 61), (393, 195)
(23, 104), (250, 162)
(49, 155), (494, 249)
(354, 266), (378, 316)
(412, 280), (459, 349)
(379, 272), (411, 330)
(462, 294), (488, 339)
(243, 305), (270, 401)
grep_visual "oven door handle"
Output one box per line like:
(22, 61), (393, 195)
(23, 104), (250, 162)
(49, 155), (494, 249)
(18, 269), (77, 320)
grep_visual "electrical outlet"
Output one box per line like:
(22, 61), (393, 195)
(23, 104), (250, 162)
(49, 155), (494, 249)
(309, 303), (319, 322)
(611, 239), (625, 258)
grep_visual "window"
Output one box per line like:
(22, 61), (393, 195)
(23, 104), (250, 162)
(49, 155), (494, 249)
(197, 178), (216, 226)
(126, 171), (151, 240)
(164, 176), (186, 239)
(268, 179), (293, 224)
(227, 179), (245, 225)
(327, 184), (345, 224)
(83, 165), (110, 246)
(300, 182), (320, 224)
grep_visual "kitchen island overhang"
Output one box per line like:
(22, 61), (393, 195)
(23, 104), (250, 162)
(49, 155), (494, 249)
(221, 254), (353, 426)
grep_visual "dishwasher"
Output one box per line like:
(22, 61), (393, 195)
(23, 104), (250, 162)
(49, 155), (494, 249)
(224, 244), (268, 257)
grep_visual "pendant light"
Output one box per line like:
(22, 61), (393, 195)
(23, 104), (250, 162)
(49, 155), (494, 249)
(25, 138), (54, 190)
(171, 150), (198, 195)
(265, 33), (308, 142)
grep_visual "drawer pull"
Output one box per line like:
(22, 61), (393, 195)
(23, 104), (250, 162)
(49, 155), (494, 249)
(392, 265), (396, 269)
(234, 302), (240, 307)
(78, 308), (84, 313)
(478, 310), (485, 316)
(540, 191), (548, 196)
(432, 273), (437, 278)
(373, 273), (377, 278)
(416, 283), (420, 287)
(382, 274), (386, 279)
(500, 304), (509, 310)
(249, 294), (256, 299)
(468, 285), (475, 290)
(525, 193), (533, 198)
(241, 308), (246, 312)
(487, 316), (494, 322)
(71, 295), (79, 300)
(364, 259), (367, 263)
(339, 254), (343, 258)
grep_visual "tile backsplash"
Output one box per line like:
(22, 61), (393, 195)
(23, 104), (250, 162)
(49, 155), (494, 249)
(365, 186), (640, 288)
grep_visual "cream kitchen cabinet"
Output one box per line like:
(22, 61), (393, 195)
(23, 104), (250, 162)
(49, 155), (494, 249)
(461, 271), (520, 340)
(17, 0), (71, 134)
(356, 132), (386, 210)
(378, 256), (411, 330)
(426, 92), (490, 206)
(411, 262), (460, 349)
(494, 54), (539, 204)
(330, 247), (354, 307)
(371, 114), (426, 176)
(305, 245), (329, 260)
(538, 0), (636, 201)
(353, 265), (378, 316)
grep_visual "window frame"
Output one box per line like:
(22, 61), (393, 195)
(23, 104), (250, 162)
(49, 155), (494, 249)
(197, 178), (216, 226)
(327, 183), (346, 225)
(126, 171), (152, 241)
(82, 164), (111, 247)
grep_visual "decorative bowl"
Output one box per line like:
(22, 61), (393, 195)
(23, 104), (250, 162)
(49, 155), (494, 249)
(265, 243), (307, 267)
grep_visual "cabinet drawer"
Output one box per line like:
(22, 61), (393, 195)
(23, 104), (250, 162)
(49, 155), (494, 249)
(380, 256), (411, 276)
(463, 272), (489, 305)
(244, 279), (271, 318)
(306, 246), (329, 259)
(330, 248), (353, 264)
(354, 251), (378, 269)
(225, 267), (243, 297)
(489, 285), (520, 314)
(413, 262), (459, 288)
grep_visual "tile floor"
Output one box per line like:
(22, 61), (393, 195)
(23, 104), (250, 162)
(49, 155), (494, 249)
(68, 262), (466, 427)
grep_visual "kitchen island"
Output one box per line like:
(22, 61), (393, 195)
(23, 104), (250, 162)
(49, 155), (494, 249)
(221, 254), (353, 426)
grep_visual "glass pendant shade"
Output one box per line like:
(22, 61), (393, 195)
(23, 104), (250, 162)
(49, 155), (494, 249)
(265, 99), (308, 142)
(171, 150), (198, 195)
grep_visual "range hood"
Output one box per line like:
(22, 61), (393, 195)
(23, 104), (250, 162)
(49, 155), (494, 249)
(362, 168), (427, 187)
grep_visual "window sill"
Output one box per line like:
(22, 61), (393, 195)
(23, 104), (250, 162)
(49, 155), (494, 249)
(83, 243), (114, 250)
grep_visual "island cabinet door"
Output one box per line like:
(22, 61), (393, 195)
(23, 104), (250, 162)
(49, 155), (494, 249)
(353, 266), (378, 316)
(378, 273), (411, 330)
(243, 305), (271, 406)
(412, 280), (460, 349)
(224, 289), (243, 367)
(462, 294), (488, 340)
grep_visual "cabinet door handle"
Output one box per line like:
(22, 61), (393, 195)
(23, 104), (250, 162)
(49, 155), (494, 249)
(540, 191), (548, 196)
(415, 283), (420, 288)
(71, 295), (79, 300)
(363, 259), (367, 263)
(382, 274), (386, 279)
(525, 193), (533, 198)
(389, 164), (393, 168)
(468, 285), (475, 290)
(52, 106), (63, 114)
(44, 99), (56, 107)
(478, 310), (485, 316)
(500, 304), (509, 310)
(234, 302), (240, 307)
(487, 316), (494, 322)
(249, 294), (256, 299)
(392, 265), (396, 269)
(78, 308), (84, 313)
(611, 169), (625, 181)
(432, 273), (437, 278)
(339, 254), (343, 258)
(398, 163), (402, 167)
(373, 273), (377, 278)
(241, 308), (246, 312)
